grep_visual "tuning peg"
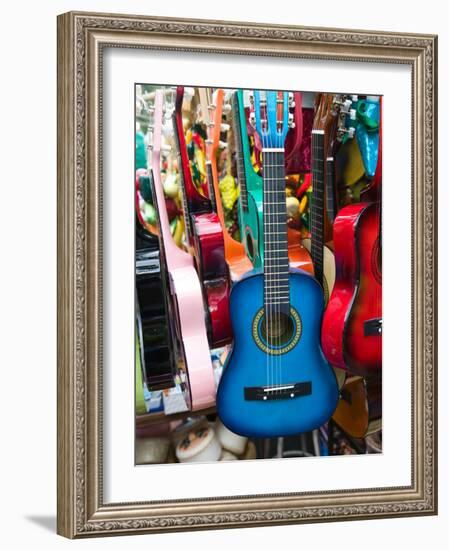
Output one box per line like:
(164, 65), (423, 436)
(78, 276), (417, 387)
(351, 95), (359, 102)
(218, 140), (228, 149)
(222, 103), (232, 113)
(161, 144), (172, 152)
(342, 98), (352, 113)
(347, 126), (355, 139)
(220, 123), (230, 132)
(349, 108), (357, 120)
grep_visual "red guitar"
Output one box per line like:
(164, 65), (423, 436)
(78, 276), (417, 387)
(173, 87), (232, 348)
(321, 174), (382, 374)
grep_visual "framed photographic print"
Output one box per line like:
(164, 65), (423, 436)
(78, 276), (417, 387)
(57, 11), (437, 538)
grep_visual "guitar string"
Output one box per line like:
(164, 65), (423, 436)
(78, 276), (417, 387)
(271, 92), (280, 394)
(273, 91), (284, 397)
(256, 90), (270, 396)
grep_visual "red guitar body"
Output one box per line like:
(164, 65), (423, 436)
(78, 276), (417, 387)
(321, 201), (382, 376)
(174, 87), (232, 348)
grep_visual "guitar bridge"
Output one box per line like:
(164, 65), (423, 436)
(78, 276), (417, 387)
(364, 318), (382, 336)
(244, 382), (312, 401)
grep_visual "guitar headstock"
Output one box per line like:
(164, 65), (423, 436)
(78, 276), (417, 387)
(334, 94), (356, 143)
(147, 89), (173, 163)
(313, 93), (357, 156)
(250, 90), (294, 150)
(198, 88), (229, 160)
(312, 93), (336, 135)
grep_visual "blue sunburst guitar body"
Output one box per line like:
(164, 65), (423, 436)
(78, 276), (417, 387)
(217, 267), (339, 437)
(217, 90), (339, 438)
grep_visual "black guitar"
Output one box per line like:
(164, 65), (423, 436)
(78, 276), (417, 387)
(135, 173), (176, 391)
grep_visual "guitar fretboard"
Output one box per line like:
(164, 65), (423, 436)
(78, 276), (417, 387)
(311, 130), (325, 288)
(326, 156), (337, 224)
(231, 92), (249, 211)
(263, 150), (290, 318)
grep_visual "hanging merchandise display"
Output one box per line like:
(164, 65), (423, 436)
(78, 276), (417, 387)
(134, 84), (382, 464)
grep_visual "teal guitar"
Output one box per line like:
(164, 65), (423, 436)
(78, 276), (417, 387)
(232, 89), (264, 268)
(217, 90), (339, 438)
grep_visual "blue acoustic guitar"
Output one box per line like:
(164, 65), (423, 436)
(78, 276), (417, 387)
(232, 89), (264, 268)
(217, 90), (339, 438)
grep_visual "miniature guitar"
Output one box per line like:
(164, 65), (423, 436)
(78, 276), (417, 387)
(324, 96), (355, 223)
(236, 89), (313, 273)
(332, 374), (382, 438)
(198, 87), (253, 281)
(173, 86), (232, 348)
(232, 89), (264, 268)
(302, 93), (338, 304)
(135, 210), (177, 390)
(321, 100), (382, 375)
(217, 90), (339, 437)
(321, 198), (382, 375)
(148, 89), (216, 411)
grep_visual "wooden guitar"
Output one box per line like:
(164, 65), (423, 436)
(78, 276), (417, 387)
(332, 374), (382, 438)
(198, 88), (253, 281)
(302, 94), (355, 303)
(216, 90), (339, 437)
(173, 86), (232, 348)
(148, 89), (216, 411)
(302, 93), (337, 304)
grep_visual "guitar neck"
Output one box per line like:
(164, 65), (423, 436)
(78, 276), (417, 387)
(263, 149), (290, 317)
(205, 161), (217, 212)
(325, 156), (337, 224)
(231, 91), (249, 211)
(150, 152), (190, 272)
(311, 129), (325, 287)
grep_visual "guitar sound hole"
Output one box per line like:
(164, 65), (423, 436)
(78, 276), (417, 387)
(245, 232), (255, 261)
(261, 312), (295, 347)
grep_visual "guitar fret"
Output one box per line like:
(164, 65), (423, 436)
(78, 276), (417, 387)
(263, 148), (290, 313)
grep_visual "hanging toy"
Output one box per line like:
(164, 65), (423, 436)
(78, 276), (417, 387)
(286, 196), (301, 221)
(142, 201), (157, 226)
(163, 172), (180, 199)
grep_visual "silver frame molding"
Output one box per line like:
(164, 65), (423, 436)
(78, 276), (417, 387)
(57, 10), (438, 538)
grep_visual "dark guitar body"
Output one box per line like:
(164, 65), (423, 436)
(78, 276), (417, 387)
(321, 202), (382, 376)
(136, 224), (176, 390)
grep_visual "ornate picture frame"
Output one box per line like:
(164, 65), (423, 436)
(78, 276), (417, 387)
(57, 11), (437, 538)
